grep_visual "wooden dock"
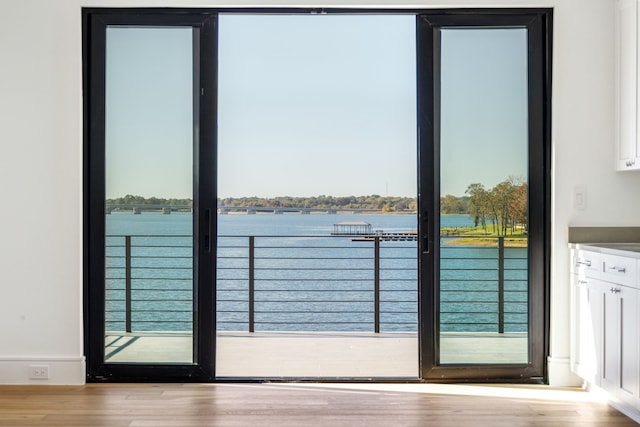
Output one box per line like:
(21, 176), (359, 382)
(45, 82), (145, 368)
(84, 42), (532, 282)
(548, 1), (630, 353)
(351, 232), (417, 242)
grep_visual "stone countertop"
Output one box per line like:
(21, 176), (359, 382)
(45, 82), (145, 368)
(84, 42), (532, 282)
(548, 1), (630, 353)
(569, 242), (640, 258)
(568, 226), (640, 244)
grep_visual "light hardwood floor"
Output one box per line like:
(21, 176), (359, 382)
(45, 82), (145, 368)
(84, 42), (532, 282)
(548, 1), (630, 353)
(0, 383), (636, 427)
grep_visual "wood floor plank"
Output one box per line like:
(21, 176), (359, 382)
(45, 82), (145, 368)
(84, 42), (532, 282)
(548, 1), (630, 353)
(0, 383), (636, 427)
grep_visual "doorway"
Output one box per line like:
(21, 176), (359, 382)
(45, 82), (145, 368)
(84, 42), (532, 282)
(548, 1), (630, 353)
(83, 8), (551, 382)
(215, 14), (419, 378)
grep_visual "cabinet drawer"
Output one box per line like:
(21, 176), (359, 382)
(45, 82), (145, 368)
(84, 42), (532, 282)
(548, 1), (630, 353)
(571, 250), (602, 279)
(601, 254), (637, 288)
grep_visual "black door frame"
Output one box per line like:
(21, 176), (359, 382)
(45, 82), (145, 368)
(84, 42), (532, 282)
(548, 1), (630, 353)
(417, 10), (552, 381)
(83, 9), (218, 381)
(83, 7), (551, 383)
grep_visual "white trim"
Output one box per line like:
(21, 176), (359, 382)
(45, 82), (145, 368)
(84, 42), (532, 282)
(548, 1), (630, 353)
(80, 1), (556, 8)
(547, 356), (582, 387)
(0, 357), (85, 385)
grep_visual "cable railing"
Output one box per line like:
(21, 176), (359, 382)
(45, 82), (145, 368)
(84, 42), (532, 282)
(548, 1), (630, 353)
(217, 235), (417, 332)
(440, 236), (528, 333)
(105, 235), (193, 332)
(104, 234), (527, 334)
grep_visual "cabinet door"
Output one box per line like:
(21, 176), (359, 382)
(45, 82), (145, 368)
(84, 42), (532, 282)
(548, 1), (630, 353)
(598, 281), (639, 408)
(615, 0), (639, 170)
(601, 282), (620, 394)
(571, 276), (602, 384)
(587, 279), (606, 387)
(618, 285), (639, 408)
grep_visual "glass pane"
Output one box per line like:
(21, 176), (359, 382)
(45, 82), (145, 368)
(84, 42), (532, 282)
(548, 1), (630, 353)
(104, 27), (194, 364)
(216, 15), (418, 377)
(439, 28), (529, 365)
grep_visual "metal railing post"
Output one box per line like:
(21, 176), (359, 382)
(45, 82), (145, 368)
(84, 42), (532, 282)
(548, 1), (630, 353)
(498, 236), (505, 334)
(374, 236), (380, 333)
(249, 236), (255, 333)
(125, 235), (132, 333)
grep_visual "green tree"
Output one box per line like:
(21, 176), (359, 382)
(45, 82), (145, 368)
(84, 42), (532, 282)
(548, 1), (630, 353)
(510, 177), (528, 233)
(441, 194), (465, 214)
(465, 183), (490, 232)
(489, 176), (526, 236)
(490, 181), (514, 235)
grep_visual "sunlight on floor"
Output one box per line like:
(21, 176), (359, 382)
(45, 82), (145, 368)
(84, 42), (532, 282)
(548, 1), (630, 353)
(239, 382), (607, 404)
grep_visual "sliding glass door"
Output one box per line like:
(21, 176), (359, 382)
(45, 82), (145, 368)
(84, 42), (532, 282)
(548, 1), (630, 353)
(417, 12), (550, 380)
(104, 26), (195, 364)
(438, 27), (529, 365)
(85, 11), (217, 381)
(84, 8), (550, 382)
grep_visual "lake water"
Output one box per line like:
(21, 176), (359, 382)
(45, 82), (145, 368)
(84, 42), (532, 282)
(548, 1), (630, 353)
(105, 213), (527, 333)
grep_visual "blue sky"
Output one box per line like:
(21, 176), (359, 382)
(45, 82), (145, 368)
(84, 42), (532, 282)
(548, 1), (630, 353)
(105, 16), (527, 199)
(440, 28), (528, 197)
(106, 26), (193, 200)
(217, 15), (416, 198)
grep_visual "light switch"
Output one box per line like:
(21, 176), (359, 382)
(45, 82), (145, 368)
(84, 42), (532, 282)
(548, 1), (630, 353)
(574, 187), (586, 210)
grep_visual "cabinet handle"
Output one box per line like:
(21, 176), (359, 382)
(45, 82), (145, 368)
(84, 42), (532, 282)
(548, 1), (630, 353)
(577, 259), (592, 267)
(610, 287), (621, 293)
(607, 266), (626, 273)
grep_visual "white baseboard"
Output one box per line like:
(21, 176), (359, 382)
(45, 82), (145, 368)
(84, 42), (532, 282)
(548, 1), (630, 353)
(547, 355), (583, 387)
(609, 397), (640, 424)
(0, 356), (85, 385)
(0, 356), (582, 387)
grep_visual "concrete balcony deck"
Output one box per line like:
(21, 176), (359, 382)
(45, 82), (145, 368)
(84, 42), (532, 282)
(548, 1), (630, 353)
(105, 331), (527, 378)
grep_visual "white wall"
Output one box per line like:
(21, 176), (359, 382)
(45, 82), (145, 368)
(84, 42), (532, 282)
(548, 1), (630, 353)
(0, 0), (85, 384)
(1, 0), (637, 385)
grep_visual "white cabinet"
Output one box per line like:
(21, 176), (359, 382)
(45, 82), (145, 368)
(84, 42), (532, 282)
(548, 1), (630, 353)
(570, 247), (640, 421)
(617, 283), (639, 408)
(571, 275), (601, 384)
(600, 255), (639, 409)
(598, 278), (639, 409)
(570, 251), (601, 383)
(615, 0), (640, 170)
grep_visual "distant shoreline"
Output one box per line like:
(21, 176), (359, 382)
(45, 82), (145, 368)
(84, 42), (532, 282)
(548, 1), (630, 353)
(444, 237), (528, 248)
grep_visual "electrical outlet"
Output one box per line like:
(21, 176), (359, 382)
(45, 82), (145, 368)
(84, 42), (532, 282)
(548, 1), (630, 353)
(29, 365), (49, 380)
